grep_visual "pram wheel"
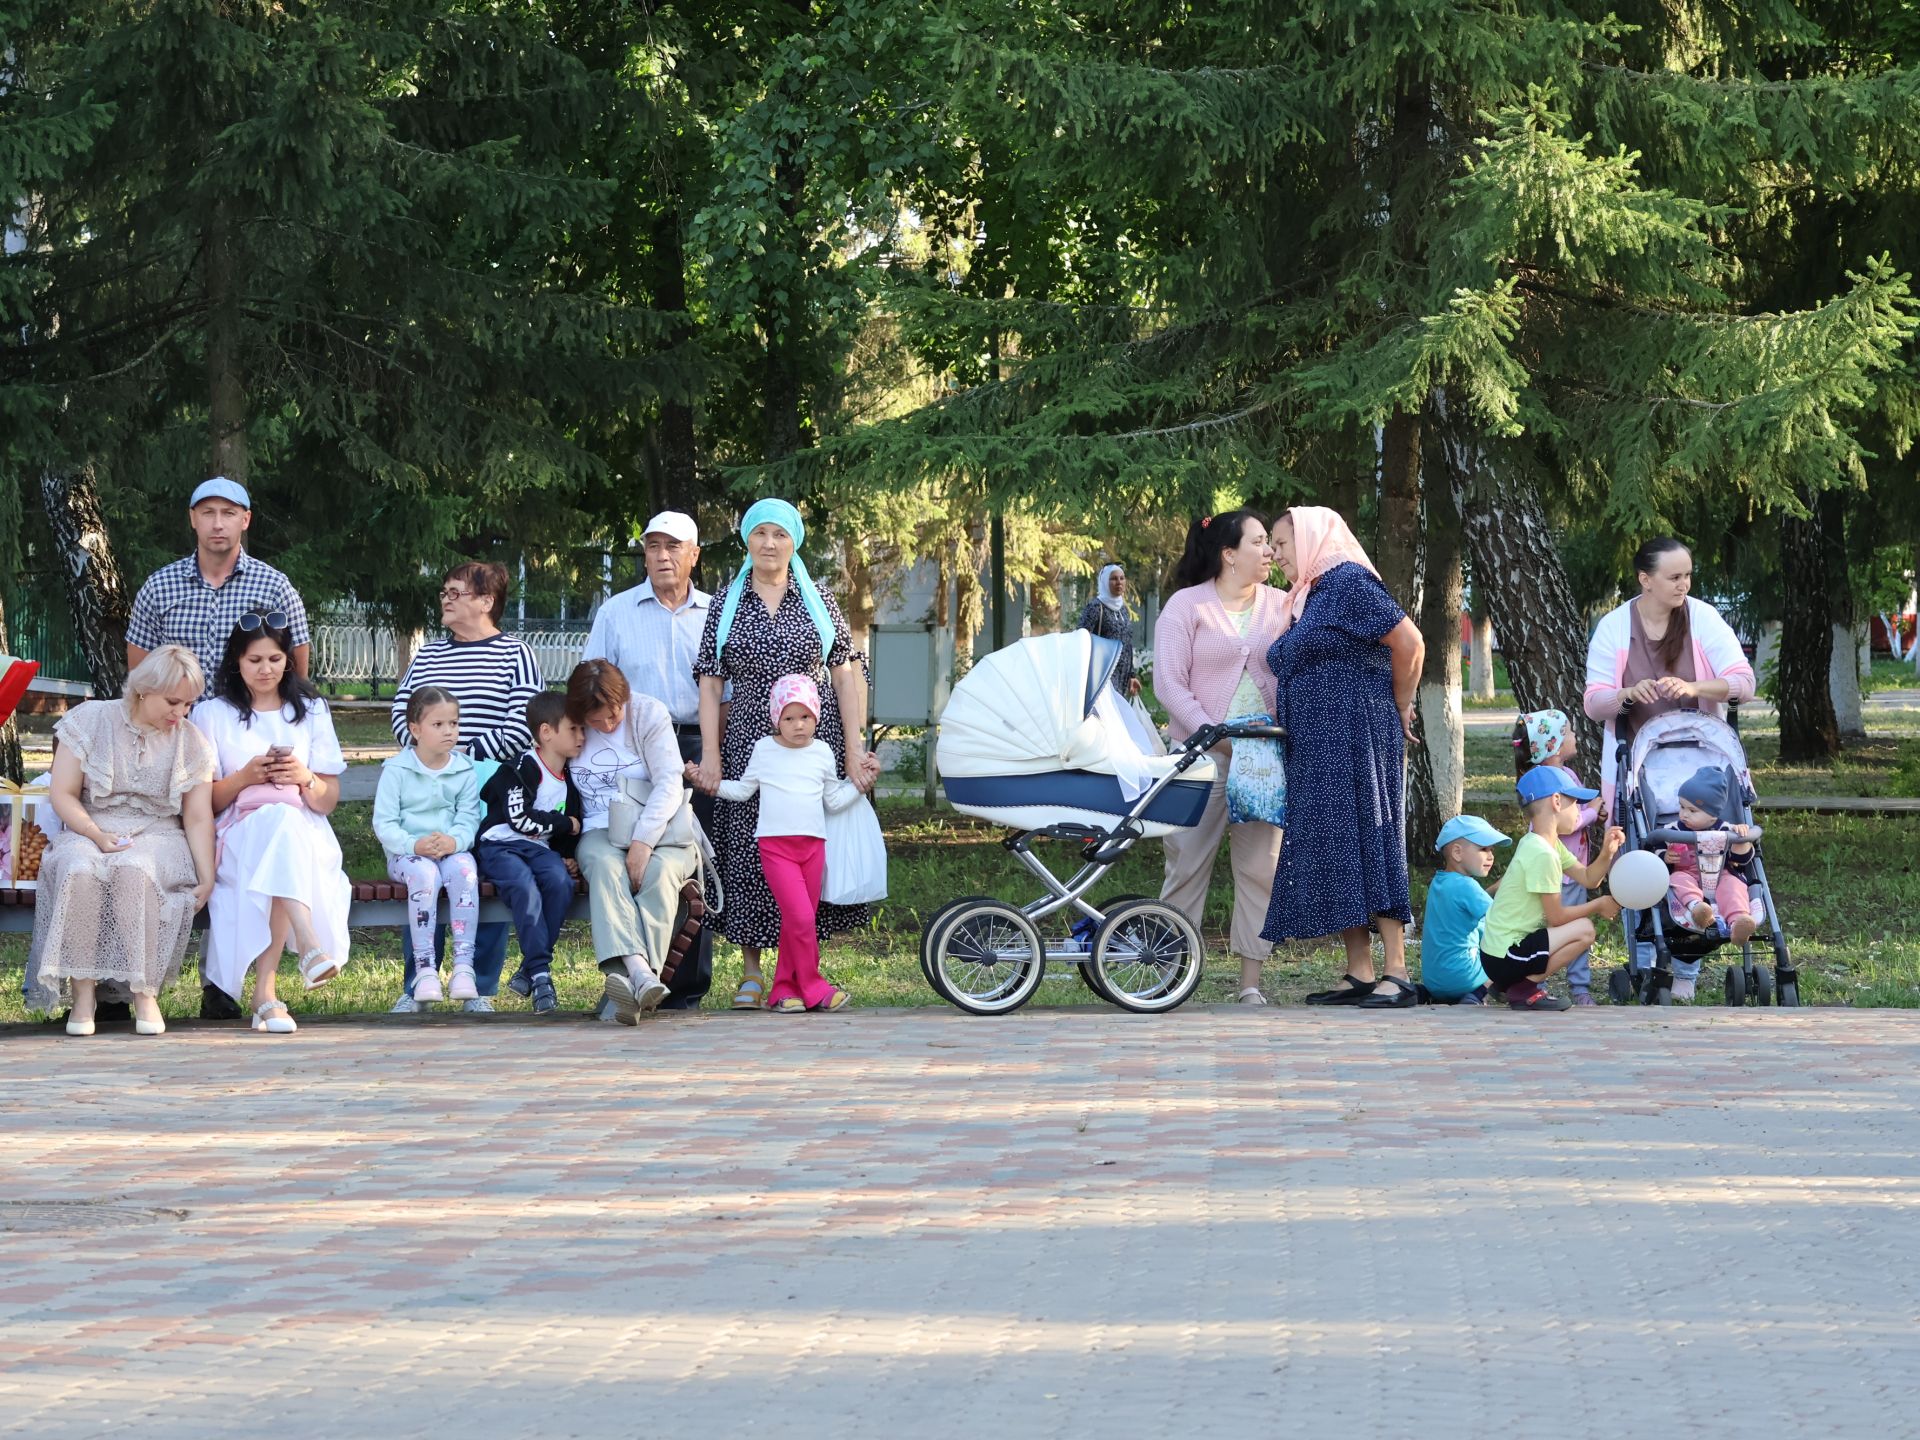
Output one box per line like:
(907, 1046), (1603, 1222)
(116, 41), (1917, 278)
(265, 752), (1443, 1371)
(1778, 978), (1800, 1008)
(1074, 893), (1146, 1004)
(928, 900), (1046, 1015)
(920, 896), (988, 987)
(1606, 969), (1634, 1006)
(1750, 960), (1773, 1007)
(1088, 899), (1204, 1014)
(1722, 964), (1746, 1008)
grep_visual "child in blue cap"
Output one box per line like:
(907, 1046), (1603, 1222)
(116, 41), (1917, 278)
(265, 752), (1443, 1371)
(1419, 816), (1511, 1004)
(1479, 767), (1626, 1011)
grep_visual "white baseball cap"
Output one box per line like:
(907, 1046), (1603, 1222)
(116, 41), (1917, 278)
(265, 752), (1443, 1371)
(642, 511), (699, 545)
(190, 476), (251, 509)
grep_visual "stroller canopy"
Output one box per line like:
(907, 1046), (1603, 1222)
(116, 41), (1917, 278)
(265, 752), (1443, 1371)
(938, 632), (1131, 780)
(1625, 710), (1755, 817)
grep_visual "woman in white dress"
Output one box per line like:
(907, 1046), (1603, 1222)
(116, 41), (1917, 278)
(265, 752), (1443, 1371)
(191, 611), (351, 1034)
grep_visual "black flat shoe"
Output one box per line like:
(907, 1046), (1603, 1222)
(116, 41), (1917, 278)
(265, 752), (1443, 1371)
(199, 983), (244, 1021)
(1358, 976), (1418, 1009)
(1304, 974), (1374, 1006)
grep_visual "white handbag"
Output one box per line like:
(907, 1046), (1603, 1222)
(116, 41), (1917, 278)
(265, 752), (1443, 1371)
(606, 771), (696, 850)
(822, 796), (888, 905)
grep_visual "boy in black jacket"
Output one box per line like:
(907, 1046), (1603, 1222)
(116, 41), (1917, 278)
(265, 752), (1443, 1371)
(478, 692), (585, 1013)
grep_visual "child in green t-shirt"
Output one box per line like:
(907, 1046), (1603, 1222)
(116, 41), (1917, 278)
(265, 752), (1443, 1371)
(1480, 766), (1626, 1011)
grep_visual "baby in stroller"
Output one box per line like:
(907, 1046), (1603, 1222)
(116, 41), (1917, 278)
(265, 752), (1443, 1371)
(1660, 766), (1761, 946)
(1609, 709), (1797, 1006)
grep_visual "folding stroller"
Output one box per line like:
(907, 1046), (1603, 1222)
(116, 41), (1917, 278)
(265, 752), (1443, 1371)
(928, 631), (1282, 1014)
(1605, 709), (1799, 1007)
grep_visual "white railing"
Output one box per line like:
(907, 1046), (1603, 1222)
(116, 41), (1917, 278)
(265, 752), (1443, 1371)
(311, 626), (590, 688)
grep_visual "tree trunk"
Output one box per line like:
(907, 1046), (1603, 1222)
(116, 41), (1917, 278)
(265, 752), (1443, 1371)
(1407, 454), (1464, 856)
(1375, 411), (1422, 608)
(40, 462), (131, 696)
(1831, 622), (1865, 738)
(0, 591), (24, 784)
(206, 199), (249, 485)
(1433, 396), (1598, 766)
(1777, 495), (1838, 762)
(649, 206), (700, 517)
(1468, 608), (1496, 699)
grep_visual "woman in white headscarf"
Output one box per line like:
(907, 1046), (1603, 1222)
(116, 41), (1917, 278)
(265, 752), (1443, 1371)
(1076, 564), (1140, 697)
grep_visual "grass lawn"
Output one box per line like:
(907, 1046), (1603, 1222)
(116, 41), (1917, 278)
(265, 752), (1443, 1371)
(4, 790), (1916, 1022)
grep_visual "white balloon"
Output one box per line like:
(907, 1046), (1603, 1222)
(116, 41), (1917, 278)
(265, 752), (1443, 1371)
(1608, 849), (1670, 911)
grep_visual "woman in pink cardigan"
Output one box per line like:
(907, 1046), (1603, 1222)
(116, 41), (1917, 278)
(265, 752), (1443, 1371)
(1584, 536), (1755, 1002)
(1153, 511), (1289, 1003)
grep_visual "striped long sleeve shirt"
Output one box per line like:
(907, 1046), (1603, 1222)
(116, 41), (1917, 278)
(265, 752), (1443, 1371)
(389, 634), (544, 763)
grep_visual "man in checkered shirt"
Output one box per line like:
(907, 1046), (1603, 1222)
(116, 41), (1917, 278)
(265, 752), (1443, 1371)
(126, 477), (313, 696)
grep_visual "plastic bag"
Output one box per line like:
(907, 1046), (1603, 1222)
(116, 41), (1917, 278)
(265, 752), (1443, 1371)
(1125, 694), (1168, 755)
(1225, 719), (1287, 827)
(823, 795), (888, 905)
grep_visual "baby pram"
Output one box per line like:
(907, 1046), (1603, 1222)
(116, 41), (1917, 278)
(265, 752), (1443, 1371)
(1604, 709), (1799, 1007)
(928, 631), (1282, 1015)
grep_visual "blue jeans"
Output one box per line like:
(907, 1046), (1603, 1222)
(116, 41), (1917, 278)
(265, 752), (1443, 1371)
(476, 838), (574, 976)
(399, 921), (510, 997)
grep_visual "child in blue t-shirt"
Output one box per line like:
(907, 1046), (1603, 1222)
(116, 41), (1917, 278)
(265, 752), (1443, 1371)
(1419, 815), (1512, 1004)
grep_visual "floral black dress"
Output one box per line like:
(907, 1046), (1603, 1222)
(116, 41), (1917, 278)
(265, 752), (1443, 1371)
(694, 580), (868, 948)
(1076, 600), (1136, 696)
(1259, 563), (1413, 943)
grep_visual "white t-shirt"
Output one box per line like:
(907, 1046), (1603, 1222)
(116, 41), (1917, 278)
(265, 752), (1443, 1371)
(191, 696), (347, 782)
(716, 736), (860, 840)
(480, 751), (571, 846)
(572, 726), (643, 833)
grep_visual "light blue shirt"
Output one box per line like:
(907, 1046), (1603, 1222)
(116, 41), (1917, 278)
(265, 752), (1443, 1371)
(582, 580), (713, 726)
(1420, 870), (1494, 999)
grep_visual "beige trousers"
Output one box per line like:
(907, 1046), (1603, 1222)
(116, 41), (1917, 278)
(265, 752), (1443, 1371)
(575, 828), (701, 969)
(1159, 775), (1282, 961)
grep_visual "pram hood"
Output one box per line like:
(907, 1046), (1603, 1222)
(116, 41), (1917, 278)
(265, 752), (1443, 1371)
(937, 632), (1210, 791)
(1625, 709), (1755, 815)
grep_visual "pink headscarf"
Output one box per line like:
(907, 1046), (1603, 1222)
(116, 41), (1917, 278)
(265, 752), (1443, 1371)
(1277, 505), (1381, 631)
(768, 673), (822, 727)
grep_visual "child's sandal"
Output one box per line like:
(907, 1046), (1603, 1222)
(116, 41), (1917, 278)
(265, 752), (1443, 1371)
(731, 977), (767, 1010)
(816, 989), (850, 1013)
(771, 997), (807, 1014)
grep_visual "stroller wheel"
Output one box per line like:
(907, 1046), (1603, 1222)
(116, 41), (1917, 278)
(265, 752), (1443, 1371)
(1723, 964), (1746, 1008)
(1751, 962), (1773, 1007)
(1778, 978), (1800, 1008)
(1650, 974), (1674, 1006)
(1606, 969), (1633, 1006)
(920, 896), (988, 989)
(1089, 899), (1205, 1014)
(929, 900), (1047, 1015)
(1075, 893), (1144, 1004)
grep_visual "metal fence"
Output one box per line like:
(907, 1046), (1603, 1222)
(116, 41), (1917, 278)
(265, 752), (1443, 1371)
(310, 625), (590, 690)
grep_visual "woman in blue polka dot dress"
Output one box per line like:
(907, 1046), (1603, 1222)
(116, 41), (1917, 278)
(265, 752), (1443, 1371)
(1260, 507), (1427, 1009)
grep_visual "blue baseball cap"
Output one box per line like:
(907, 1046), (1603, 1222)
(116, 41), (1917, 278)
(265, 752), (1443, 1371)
(1435, 815), (1512, 852)
(1516, 765), (1599, 806)
(190, 476), (251, 509)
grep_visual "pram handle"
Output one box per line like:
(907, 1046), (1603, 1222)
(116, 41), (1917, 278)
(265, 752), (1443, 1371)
(1186, 719), (1288, 751)
(1642, 826), (1762, 848)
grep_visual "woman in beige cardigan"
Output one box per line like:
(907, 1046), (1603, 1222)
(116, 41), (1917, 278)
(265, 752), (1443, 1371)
(1152, 511), (1290, 1003)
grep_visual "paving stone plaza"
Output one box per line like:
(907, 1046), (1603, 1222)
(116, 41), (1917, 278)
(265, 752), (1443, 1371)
(3, 1007), (1916, 1438)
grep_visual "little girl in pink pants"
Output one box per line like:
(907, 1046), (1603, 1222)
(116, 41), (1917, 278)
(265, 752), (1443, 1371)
(717, 674), (863, 1012)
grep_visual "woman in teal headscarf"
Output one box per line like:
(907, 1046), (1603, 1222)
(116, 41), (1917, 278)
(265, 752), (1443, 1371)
(693, 499), (881, 1009)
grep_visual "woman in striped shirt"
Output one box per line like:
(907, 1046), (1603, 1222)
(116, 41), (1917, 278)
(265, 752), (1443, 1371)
(387, 562), (544, 1011)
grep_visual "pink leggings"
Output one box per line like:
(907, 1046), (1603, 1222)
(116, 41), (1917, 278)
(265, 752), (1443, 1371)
(759, 835), (836, 1008)
(1669, 866), (1750, 926)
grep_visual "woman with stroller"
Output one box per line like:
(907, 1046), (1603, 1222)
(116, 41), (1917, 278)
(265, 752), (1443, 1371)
(1584, 537), (1755, 1000)
(1260, 506), (1426, 1009)
(1152, 513), (1289, 1004)
(691, 498), (881, 1010)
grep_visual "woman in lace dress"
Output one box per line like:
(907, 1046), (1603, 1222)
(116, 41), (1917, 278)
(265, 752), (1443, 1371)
(26, 646), (217, 1035)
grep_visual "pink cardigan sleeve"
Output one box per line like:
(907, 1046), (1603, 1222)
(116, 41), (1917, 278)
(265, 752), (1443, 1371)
(1152, 591), (1211, 741)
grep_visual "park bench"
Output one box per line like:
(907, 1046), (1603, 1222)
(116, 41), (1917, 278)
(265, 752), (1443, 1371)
(0, 875), (708, 989)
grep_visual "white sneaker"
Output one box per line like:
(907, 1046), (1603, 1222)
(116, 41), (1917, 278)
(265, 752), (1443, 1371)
(412, 970), (444, 1003)
(1670, 976), (1697, 1003)
(449, 966), (479, 1001)
(625, 958), (669, 1016)
(461, 996), (494, 1014)
(391, 993), (422, 1014)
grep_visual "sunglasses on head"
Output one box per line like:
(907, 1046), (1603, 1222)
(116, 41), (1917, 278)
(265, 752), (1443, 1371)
(237, 609), (289, 633)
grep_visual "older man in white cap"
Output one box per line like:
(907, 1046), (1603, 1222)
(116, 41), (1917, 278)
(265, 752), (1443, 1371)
(581, 509), (716, 1008)
(127, 476), (312, 694)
